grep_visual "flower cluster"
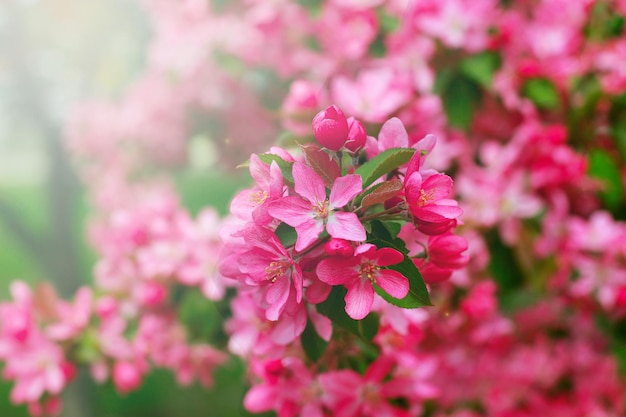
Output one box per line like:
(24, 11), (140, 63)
(221, 106), (465, 331)
(3, 0), (626, 415)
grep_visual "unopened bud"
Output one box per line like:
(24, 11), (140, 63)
(312, 105), (349, 151)
(344, 117), (367, 153)
(325, 238), (354, 257)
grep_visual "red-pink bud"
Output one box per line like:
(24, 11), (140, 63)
(325, 238), (354, 257)
(137, 282), (168, 307)
(95, 296), (118, 319)
(615, 286), (626, 308)
(113, 361), (142, 394)
(344, 117), (367, 153)
(312, 105), (349, 151)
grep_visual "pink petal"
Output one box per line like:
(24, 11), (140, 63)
(316, 258), (359, 285)
(268, 196), (313, 227)
(378, 117), (408, 149)
(376, 269), (409, 299)
(249, 154), (270, 190)
(268, 161), (284, 197)
(326, 212), (366, 242)
(265, 277), (291, 321)
(415, 204), (463, 222)
(292, 264), (303, 303)
(345, 279), (374, 320)
(309, 308), (333, 341)
(244, 385), (276, 412)
(374, 248), (404, 266)
(293, 162), (326, 204)
(329, 175), (363, 208)
(294, 219), (324, 252)
(422, 173), (453, 200)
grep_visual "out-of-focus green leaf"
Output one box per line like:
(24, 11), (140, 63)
(588, 149), (624, 211)
(461, 51), (501, 88)
(355, 148), (415, 188)
(522, 78), (561, 110)
(441, 74), (482, 130)
(301, 319), (329, 361)
(317, 286), (379, 340)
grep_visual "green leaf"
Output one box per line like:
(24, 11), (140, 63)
(588, 150), (624, 211)
(317, 286), (359, 335)
(357, 312), (380, 341)
(460, 51), (501, 88)
(368, 221), (431, 308)
(441, 74), (482, 130)
(355, 148), (416, 188)
(257, 153), (294, 184)
(360, 179), (403, 209)
(275, 223), (297, 248)
(300, 319), (328, 361)
(316, 286), (379, 339)
(301, 144), (340, 188)
(522, 78), (561, 110)
(608, 95), (626, 161)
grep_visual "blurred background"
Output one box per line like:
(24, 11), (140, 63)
(0, 1), (255, 415)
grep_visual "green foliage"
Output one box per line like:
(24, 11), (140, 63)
(358, 179), (403, 209)
(588, 149), (624, 212)
(316, 286), (379, 341)
(439, 72), (483, 130)
(355, 148), (416, 188)
(486, 231), (525, 309)
(461, 51), (501, 88)
(608, 94), (626, 162)
(275, 222), (298, 248)
(522, 78), (561, 110)
(301, 319), (329, 361)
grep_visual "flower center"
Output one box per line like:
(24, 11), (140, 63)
(265, 261), (290, 283)
(417, 188), (435, 207)
(312, 199), (330, 219)
(359, 262), (379, 282)
(250, 190), (269, 205)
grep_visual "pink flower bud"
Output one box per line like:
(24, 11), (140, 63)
(615, 286), (626, 308)
(263, 359), (284, 384)
(61, 362), (77, 383)
(324, 238), (354, 257)
(344, 117), (367, 153)
(312, 105), (349, 151)
(113, 361), (142, 394)
(95, 296), (118, 319)
(137, 282), (168, 307)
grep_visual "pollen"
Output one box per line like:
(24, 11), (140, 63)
(312, 199), (330, 219)
(250, 190), (269, 205)
(359, 262), (380, 282)
(265, 261), (289, 282)
(417, 189), (435, 207)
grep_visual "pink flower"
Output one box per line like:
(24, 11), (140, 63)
(312, 105), (349, 151)
(268, 162), (366, 252)
(112, 361), (143, 394)
(332, 68), (412, 123)
(317, 244), (409, 319)
(320, 356), (409, 417)
(230, 154), (284, 225)
(239, 226), (303, 321)
(344, 117), (367, 153)
(404, 152), (462, 235)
